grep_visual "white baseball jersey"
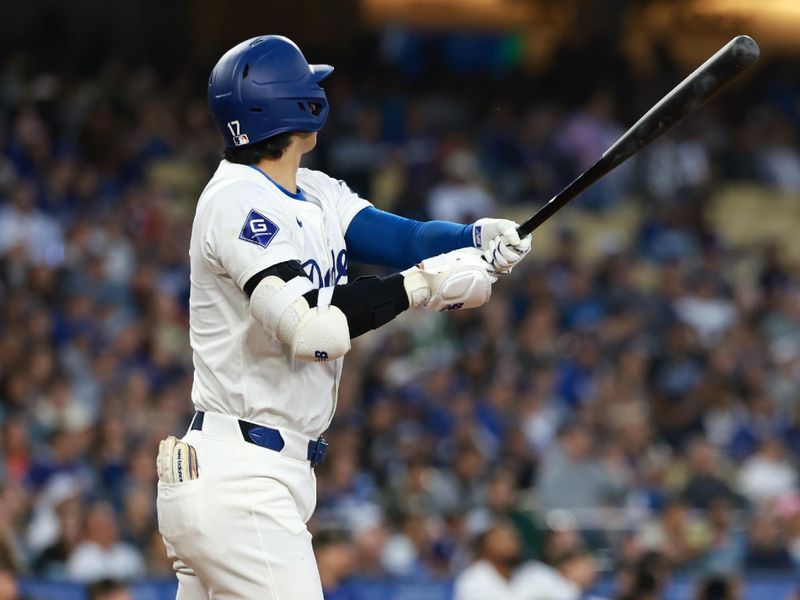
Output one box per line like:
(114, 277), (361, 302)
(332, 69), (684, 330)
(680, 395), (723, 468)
(188, 160), (371, 437)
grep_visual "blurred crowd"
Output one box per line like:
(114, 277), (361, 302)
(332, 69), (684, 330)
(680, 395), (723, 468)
(1, 38), (800, 600)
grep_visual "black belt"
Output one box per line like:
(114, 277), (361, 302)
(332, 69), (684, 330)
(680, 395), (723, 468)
(190, 412), (328, 467)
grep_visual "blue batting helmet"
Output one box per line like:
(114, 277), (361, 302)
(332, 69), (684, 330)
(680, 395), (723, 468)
(208, 35), (333, 149)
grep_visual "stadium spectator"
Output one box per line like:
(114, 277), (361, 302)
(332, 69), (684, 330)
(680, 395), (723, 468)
(536, 421), (628, 521)
(681, 437), (743, 511)
(427, 148), (496, 223)
(637, 497), (710, 571)
(465, 468), (541, 560)
(696, 498), (745, 576)
(351, 521), (391, 578)
(513, 546), (599, 600)
(743, 513), (793, 571)
(737, 438), (798, 507)
(29, 475), (83, 578)
(453, 522), (522, 600)
(0, 179), (63, 266)
(0, 568), (17, 600)
(65, 502), (144, 582)
(313, 530), (357, 600)
(0, 481), (27, 575)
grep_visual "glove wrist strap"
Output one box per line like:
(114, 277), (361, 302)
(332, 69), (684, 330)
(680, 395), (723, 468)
(401, 267), (430, 307)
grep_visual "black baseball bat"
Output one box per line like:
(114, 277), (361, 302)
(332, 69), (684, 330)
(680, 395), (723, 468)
(517, 35), (760, 237)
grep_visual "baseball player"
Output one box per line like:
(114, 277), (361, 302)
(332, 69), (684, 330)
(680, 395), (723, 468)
(155, 35), (532, 599)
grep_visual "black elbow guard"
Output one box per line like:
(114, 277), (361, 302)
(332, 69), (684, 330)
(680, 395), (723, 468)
(304, 274), (409, 338)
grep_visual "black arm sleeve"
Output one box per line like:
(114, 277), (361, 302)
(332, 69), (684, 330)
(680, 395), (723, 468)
(243, 261), (410, 339)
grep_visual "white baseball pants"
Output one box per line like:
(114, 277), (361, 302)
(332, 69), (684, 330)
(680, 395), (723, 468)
(156, 413), (323, 599)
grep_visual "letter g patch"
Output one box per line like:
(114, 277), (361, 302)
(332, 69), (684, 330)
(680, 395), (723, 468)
(239, 209), (279, 249)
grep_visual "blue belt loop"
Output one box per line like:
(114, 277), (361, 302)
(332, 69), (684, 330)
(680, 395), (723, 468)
(190, 411), (205, 431)
(307, 437), (328, 467)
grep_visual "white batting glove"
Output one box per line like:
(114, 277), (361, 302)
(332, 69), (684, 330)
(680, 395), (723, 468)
(473, 218), (532, 274)
(402, 247), (497, 312)
(483, 230), (532, 274)
(472, 218), (518, 250)
(156, 436), (199, 484)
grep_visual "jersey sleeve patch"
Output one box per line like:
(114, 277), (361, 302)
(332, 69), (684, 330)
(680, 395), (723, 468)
(239, 209), (280, 249)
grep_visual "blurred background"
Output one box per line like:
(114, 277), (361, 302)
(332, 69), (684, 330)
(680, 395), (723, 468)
(2, 1), (800, 599)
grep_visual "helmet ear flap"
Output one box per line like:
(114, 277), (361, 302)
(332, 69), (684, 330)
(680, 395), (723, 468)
(293, 100), (326, 122)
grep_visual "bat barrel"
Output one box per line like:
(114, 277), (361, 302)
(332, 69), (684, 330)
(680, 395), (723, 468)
(516, 35), (760, 238)
(729, 35), (760, 67)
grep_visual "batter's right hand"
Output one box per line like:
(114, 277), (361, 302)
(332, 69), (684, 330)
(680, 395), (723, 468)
(402, 247), (496, 312)
(482, 230), (532, 275)
(473, 218), (532, 275)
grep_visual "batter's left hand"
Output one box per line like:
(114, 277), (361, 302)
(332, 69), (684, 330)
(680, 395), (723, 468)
(473, 218), (532, 274)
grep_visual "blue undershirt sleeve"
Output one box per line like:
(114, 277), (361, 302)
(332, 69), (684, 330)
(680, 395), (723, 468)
(344, 207), (475, 270)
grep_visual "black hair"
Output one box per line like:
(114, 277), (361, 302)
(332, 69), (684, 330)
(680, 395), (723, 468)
(89, 579), (128, 600)
(224, 132), (294, 164)
(311, 528), (351, 551)
(617, 551), (668, 600)
(696, 576), (736, 600)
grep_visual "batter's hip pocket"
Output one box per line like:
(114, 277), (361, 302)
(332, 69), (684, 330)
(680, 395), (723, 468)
(157, 477), (204, 545)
